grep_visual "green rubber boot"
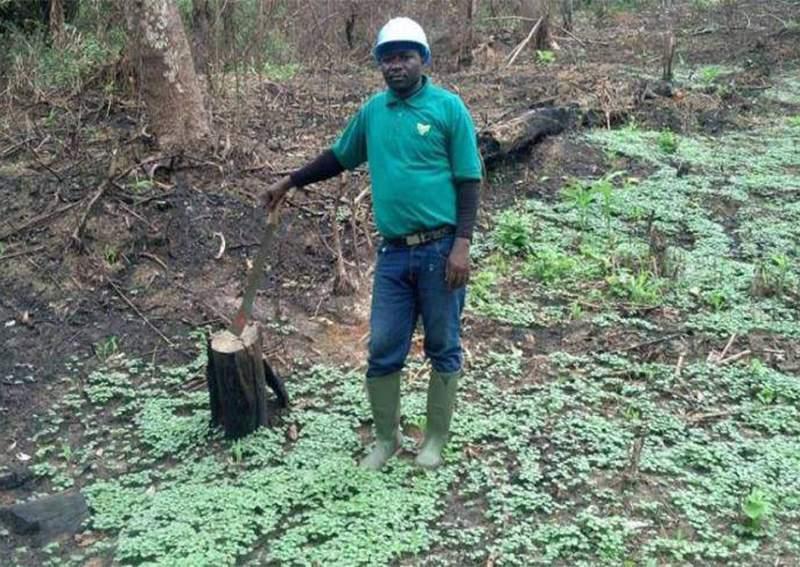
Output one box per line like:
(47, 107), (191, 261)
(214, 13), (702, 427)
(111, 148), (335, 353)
(360, 371), (402, 471)
(415, 370), (459, 469)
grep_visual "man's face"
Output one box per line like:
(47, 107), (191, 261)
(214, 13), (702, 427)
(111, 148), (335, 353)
(379, 49), (423, 94)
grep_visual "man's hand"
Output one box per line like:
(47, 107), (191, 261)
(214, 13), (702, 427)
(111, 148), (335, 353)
(260, 176), (293, 211)
(446, 237), (471, 290)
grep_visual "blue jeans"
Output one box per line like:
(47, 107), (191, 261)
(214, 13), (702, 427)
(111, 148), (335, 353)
(367, 235), (466, 378)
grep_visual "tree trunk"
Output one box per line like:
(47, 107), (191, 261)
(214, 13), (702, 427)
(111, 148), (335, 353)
(560, 0), (573, 32)
(461, 0), (480, 68)
(662, 32), (676, 81)
(125, 0), (210, 149)
(220, 0), (237, 65)
(191, 0), (212, 77)
(519, 0), (554, 50)
(49, 0), (65, 46)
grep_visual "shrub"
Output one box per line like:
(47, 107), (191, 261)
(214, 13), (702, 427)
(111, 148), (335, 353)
(1, 24), (124, 99)
(493, 209), (536, 256)
(657, 129), (679, 154)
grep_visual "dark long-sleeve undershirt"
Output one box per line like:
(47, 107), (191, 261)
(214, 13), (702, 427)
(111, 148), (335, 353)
(454, 179), (480, 241)
(290, 150), (480, 240)
(289, 149), (344, 188)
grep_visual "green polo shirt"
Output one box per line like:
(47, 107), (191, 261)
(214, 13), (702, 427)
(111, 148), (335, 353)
(331, 76), (482, 239)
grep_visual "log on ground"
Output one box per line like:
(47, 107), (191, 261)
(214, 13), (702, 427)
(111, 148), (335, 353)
(479, 106), (575, 167)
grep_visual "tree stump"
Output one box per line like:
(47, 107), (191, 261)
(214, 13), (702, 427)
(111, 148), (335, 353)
(206, 324), (281, 439)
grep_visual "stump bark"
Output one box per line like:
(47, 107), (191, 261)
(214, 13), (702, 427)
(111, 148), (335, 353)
(206, 324), (274, 439)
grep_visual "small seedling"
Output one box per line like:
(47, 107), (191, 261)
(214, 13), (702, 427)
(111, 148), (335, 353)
(593, 172), (625, 239)
(563, 179), (595, 230)
(704, 289), (729, 312)
(523, 247), (576, 283)
(103, 245), (119, 266)
(623, 405), (641, 422)
(741, 488), (771, 534)
(699, 66), (722, 85)
(94, 336), (119, 361)
(756, 384), (776, 405)
(607, 269), (663, 305)
(407, 415), (427, 433)
(751, 253), (793, 298)
(493, 209), (536, 255)
(130, 178), (153, 192)
(657, 129), (678, 154)
(230, 441), (244, 464)
(536, 50), (556, 64)
(61, 442), (73, 463)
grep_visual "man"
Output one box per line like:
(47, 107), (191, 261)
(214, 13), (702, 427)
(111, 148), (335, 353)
(262, 17), (482, 470)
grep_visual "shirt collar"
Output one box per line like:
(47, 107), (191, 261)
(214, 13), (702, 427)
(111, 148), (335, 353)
(385, 75), (430, 108)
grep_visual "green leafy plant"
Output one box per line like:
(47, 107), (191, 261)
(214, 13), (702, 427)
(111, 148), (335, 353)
(699, 65), (722, 86)
(3, 26), (125, 97)
(606, 269), (663, 305)
(230, 441), (244, 464)
(470, 269), (498, 303)
(60, 442), (73, 463)
(756, 385), (776, 405)
(130, 178), (153, 192)
(103, 245), (119, 266)
(569, 301), (583, 320)
(657, 129), (679, 154)
(562, 179), (596, 230)
(94, 336), (119, 361)
(522, 247), (577, 283)
(260, 62), (300, 81)
(741, 488), (771, 534)
(493, 209), (536, 255)
(536, 49), (556, 64)
(704, 289), (730, 312)
(593, 171), (626, 240)
(751, 253), (794, 298)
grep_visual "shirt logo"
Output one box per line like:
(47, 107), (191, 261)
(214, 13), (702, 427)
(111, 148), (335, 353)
(417, 123), (431, 136)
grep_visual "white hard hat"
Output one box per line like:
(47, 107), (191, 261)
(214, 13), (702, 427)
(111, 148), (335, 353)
(373, 17), (431, 64)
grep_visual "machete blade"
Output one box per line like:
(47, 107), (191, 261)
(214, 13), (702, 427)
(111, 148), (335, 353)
(229, 205), (282, 336)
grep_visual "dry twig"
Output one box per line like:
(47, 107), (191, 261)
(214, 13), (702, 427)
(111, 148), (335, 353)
(505, 17), (543, 68)
(0, 201), (81, 240)
(0, 245), (46, 262)
(71, 150), (119, 246)
(108, 279), (175, 348)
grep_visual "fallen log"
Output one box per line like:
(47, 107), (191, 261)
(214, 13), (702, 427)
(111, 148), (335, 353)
(479, 106), (575, 167)
(206, 324), (287, 439)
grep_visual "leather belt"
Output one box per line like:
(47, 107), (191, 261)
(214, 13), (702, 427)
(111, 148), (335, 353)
(385, 225), (455, 247)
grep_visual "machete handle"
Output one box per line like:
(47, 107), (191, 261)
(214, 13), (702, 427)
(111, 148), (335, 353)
(265, 187), (295, 225)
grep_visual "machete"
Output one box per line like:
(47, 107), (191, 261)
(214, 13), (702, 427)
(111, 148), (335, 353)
(229, 196), (288, 336)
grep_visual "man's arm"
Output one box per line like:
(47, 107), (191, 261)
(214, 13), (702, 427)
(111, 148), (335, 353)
(262, 150), (345, 209)
(289, 149), (345, 188)
(447, 179), (480, 290)
(455, 180), (479, 241)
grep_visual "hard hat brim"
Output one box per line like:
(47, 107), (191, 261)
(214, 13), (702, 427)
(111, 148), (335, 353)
(373, 40), (431, 65)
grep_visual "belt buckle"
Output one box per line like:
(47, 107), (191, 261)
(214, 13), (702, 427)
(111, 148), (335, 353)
(406, 233), (422, 246)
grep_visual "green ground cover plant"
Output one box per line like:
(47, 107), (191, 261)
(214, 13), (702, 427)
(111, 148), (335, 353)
(21, 338), (800, 565)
